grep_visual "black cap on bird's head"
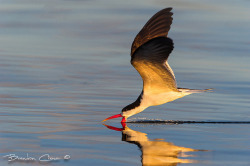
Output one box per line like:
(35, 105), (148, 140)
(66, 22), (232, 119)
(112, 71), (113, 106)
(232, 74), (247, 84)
(102, 92), (143, 123)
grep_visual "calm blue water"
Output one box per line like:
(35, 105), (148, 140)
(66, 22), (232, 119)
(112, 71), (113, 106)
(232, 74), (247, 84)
(0, 0), (250, 165)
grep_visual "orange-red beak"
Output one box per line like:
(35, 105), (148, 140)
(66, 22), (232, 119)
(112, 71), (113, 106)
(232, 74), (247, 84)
(102, 114), (126, 123)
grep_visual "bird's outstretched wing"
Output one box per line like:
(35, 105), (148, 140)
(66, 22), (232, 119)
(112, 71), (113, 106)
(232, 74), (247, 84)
(131, 8), (177, 94)
(131, 8), (173, 56)
(131, 37), (177, 93)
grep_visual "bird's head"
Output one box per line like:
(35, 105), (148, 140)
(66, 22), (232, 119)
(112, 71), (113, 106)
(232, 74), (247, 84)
(102, 92), (143, 123)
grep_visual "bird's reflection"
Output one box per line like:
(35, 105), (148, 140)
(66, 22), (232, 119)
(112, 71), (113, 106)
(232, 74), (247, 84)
(104, 123), (204, 166)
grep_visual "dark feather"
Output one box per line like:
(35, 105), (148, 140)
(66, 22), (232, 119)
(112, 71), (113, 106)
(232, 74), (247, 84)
(131, 8), (173, 56)
(131, 37), (177, 93)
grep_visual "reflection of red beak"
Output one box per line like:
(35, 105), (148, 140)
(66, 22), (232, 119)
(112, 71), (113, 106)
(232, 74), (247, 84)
(102, 114), (126, 123)
(103, 123), (126, 131)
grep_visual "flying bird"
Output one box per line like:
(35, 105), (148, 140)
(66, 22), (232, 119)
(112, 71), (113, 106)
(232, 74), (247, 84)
(102, 8), (211, 123)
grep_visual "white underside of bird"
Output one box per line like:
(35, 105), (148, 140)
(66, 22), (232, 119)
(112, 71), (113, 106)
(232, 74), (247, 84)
(121, 91), (189, 118)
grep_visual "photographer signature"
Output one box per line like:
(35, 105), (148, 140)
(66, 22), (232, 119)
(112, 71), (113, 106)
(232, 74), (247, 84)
(3, 153), (70, 162)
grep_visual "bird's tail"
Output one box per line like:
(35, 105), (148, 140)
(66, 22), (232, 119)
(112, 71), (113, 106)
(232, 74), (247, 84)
(178, 88), (213, 93)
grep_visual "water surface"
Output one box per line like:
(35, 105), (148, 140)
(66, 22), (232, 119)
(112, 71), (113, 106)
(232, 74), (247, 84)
(0, 0), (250, 165)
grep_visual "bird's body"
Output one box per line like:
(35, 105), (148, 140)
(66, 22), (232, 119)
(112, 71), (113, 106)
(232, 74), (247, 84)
(102, 8), (210, 123)
(121, 90), (189, 118)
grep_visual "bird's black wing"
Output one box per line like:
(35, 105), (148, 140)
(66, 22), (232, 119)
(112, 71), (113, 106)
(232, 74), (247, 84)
(131, 8), (173, 56)
(131, 37), (178, 93)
